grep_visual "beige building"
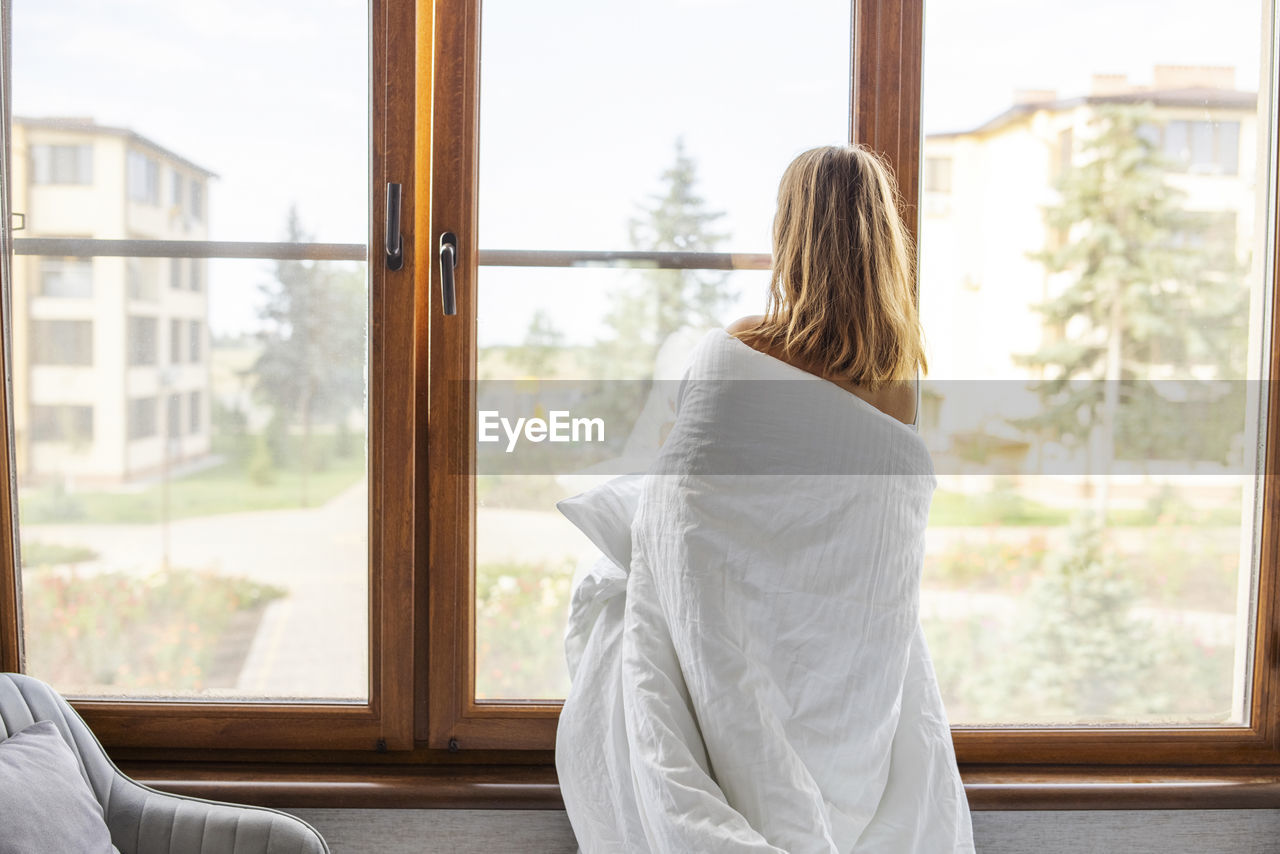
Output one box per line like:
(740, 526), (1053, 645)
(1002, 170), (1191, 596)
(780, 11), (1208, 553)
(918, 65), (1258, 481)
(10, 118), (216, 485)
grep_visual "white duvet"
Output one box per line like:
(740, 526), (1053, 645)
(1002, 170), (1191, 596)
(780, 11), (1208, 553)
(555, 328), (975, 853)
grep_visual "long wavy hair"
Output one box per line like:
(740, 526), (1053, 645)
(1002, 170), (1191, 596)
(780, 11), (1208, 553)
(735, 144), (927, 390)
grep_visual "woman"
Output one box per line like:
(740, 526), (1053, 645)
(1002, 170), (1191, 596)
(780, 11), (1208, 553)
(556, 144), (975, 853)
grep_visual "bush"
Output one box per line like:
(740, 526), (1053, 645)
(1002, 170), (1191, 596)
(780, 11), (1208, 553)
(23, 568), (286, 694)
(474, 558), (576, 699)
(247, 433), (277, 486)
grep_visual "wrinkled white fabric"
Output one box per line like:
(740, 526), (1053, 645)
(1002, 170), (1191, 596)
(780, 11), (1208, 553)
(556, 328), (974, 853)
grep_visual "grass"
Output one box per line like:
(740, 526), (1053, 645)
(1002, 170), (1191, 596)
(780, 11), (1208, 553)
(19, 445), (366, 526)
(928, 488), (1241, 528)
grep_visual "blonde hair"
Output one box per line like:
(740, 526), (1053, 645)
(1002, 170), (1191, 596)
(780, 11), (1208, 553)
(736, 144), (927, 390)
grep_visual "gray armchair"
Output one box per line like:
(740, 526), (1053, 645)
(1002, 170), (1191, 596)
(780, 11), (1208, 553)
(0, 673), (329, 854)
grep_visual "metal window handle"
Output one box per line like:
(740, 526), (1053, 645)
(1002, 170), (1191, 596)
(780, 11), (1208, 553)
(385, 183), (403, 271)
(439, 231), (457, 315)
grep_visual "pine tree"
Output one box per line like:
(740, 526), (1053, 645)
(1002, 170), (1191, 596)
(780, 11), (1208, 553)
(253, 206), (366, 506)
(982, 514), (1164, 721)
(512, 309), (565, 378)
(1015, 104), (1248, 519)
(595, 137), (734, 382)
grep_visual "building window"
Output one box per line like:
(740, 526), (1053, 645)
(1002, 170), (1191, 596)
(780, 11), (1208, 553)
(1052, 127), (1073, 179)
(37, 258), (93, 299)
(188, 320), (202, 363)
(170, 257), (184, 290)
(126, 316), (158, 366)
(169, 318), (183, 364)
(167, 393), (182, 440)
(171, 169), (184, 207)
(190, 259), (203, 292)
(1162, 119), (1240, 175)
(126, 150), (160, 204)
(188, 391), (202, 434)
(190, 180), (203, 221)
(924, 156), (953, 193)
(126, 397), (157, 440)
(30, 144), (92, 185)
(30, 320), (92, 366)
(29, 405), (93, 444)
(127, 257), (159, 302)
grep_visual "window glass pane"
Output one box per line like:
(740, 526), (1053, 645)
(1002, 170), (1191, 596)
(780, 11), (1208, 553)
(1220, 120), (1242, 174)
(472, 0), (852, 700)
(12, 0), (370, 701)
(31, 144), (92, 184)
(30, 319), (93, 366)
(38, 258), (93, 298)
(1190, 120), (1216, 168)
(920, 2), (1272, 724)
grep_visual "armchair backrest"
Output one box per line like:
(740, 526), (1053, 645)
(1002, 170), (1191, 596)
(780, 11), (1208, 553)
(0, 673), (329, 854)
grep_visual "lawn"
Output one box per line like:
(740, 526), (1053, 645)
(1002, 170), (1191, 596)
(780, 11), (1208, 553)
(928, 486), (1241, 528)
(19, 450), (367, 525)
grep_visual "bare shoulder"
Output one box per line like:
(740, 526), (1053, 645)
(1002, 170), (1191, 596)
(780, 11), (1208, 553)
(725, 315), (765, 335)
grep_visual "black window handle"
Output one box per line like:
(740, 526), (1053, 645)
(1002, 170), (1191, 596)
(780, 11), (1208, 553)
(385, 183), (403, 271)
(439, 231), (457, 316)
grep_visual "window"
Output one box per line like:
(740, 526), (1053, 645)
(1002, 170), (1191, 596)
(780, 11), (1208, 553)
(1053, 127), (1073, 179)
(30, 320), (92, 366)
(127, 316), (158, 366)
(1163, 119), (1241, 175)
(924, 156), (953, 193)
(1, 0), (411, 756)
(126, 149), (159, 203)
(30, 144), (92, 185)
(167, 393), (182, 439)
(38, 258), (92, 298)
(3, 0), (1280, 806)
(126, 397), (157, 440)
(30, 405), (93, 444)
(169, 318), (182, 363)
(188, 319), (202, 363)
(127, 257), (159, 301)
(188, 391), (202, 434)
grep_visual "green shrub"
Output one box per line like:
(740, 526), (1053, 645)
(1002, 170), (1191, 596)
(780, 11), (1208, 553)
(23, 568), (286, 694)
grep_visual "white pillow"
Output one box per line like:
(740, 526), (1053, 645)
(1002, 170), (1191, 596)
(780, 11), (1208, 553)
(556, 473), (644, 570)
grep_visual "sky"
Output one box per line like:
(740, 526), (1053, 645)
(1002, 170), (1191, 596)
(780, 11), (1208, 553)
(11, 0), (1271, 344)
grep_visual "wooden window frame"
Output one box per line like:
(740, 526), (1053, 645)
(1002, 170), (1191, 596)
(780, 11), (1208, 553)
(0, 0), (1278, 811)
(0, 0), (416, 753)
(420, 0), (1280, 769)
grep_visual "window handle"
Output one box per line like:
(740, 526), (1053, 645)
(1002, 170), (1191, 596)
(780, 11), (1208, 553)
(385, 183), (403, 271)
(439, 231), (457, 316)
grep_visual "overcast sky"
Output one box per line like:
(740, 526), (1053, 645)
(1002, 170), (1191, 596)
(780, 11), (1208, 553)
(12, 0), (1270, 343)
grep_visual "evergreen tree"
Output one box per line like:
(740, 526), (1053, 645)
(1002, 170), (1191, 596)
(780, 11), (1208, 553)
(512, 308), (565, 378)
(596, 138), (734, 382)
(253, 206), (366, 505)
(979, 514), (1165, 721)
(1015, 105), (1247, 518)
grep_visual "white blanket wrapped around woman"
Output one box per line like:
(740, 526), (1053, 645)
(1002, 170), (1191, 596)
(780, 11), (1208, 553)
(555, 327), (975, 853)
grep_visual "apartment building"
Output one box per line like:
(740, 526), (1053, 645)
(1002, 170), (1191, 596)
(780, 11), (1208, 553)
(11, 118), (215, 485)
(917, 66), (1258, 479)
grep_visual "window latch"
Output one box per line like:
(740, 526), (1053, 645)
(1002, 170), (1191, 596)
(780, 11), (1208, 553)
(439, 231), (457, 315)
(385, 183), (403, 271)
(10, 212), (25, 232)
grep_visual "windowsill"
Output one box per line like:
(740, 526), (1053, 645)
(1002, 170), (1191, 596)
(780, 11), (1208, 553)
(122, 763), (1280, 811)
